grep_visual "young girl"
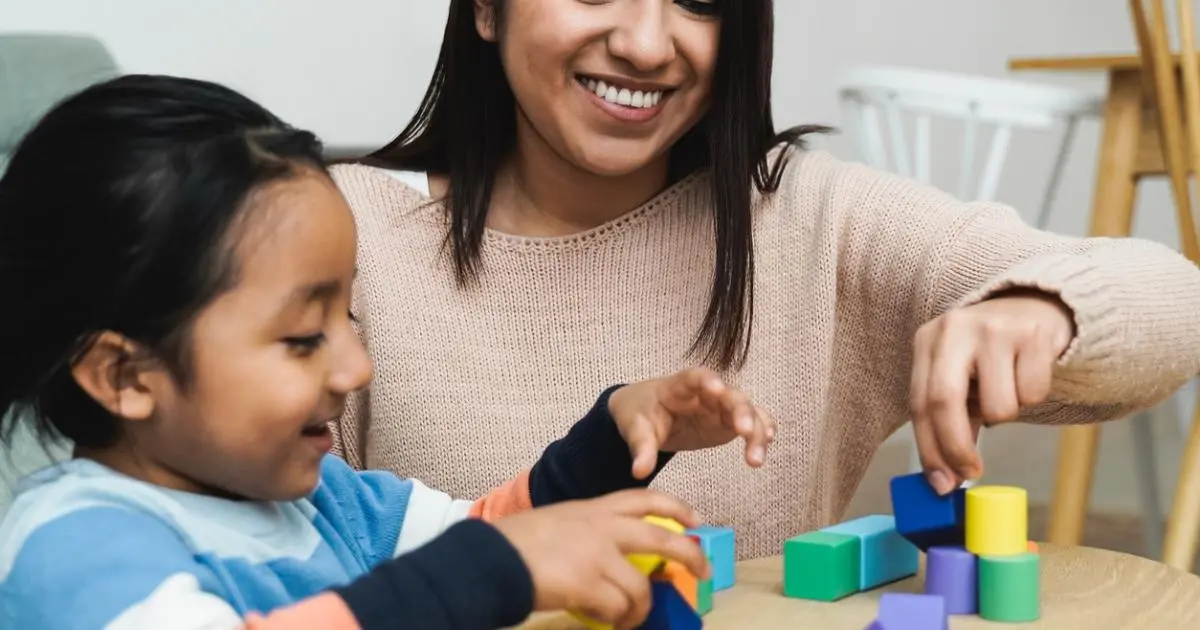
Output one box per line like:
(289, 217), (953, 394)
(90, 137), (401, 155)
(0, 75), (775, 630)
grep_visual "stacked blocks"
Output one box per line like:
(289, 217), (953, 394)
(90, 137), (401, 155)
(686, 535), (714, 615)
(783, 515), (918, 602)
(572, 516), (703, 630)
(888, 473), (966, 551)
(884, 475), (1039, 625)
(866, 593), (948, 630)
(639, 581), (703, 630)
(686, 526), (735, 591)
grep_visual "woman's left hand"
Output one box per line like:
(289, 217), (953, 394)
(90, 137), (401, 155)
(608, 367), (777, 479)
(910, 290), (1076, 494)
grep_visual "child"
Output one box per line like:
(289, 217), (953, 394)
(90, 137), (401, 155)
(0, 75), (775, 630)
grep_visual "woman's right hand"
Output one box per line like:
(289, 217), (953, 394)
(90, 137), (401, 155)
(492, 488), (709, 630)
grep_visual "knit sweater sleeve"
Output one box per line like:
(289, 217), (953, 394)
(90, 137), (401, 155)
(800, 151), (1200, 427)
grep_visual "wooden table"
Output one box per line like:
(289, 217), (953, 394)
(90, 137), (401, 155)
(1008, 53), (1200, 557)
(515, 544), (1200, 629)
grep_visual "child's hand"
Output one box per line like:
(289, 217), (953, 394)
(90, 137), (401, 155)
(608, 367), (776, 479)
(492, 489), (707, 630)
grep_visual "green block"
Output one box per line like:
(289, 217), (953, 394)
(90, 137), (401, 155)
(979, 552), (1040, 622)
(697, 576), (713, 615)
(783, 531), (861, 601)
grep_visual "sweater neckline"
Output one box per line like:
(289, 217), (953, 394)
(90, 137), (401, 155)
(375, 167), (707, 252)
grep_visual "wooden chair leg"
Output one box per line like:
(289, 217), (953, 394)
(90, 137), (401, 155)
(1046, 70), (1144, 546)
(1162, 399), (1200, 570)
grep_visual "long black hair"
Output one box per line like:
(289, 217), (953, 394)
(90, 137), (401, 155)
(359, 0), (828, 370)
(0, 74), (327, 449)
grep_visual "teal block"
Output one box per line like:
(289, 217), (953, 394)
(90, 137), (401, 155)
(821, 514), (918, 590)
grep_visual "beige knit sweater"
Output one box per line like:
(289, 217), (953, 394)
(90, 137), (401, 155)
(329, 149), (1200, 560)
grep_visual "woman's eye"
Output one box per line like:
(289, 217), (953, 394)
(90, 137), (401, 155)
(284, 332), (326, 356)
(677, 0), (719, 16)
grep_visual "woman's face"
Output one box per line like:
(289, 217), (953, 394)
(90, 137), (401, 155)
(477, 0), (721, 177)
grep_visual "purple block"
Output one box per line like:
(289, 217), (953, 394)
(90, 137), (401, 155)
(870, 593), (948, 630)
(924, 546), (978, 614)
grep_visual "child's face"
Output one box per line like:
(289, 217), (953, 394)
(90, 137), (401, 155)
(134, 171), (372, 500)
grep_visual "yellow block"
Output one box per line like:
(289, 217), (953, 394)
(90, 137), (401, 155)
(965, 486), (1028, 556)
(570, 515), (686, 629)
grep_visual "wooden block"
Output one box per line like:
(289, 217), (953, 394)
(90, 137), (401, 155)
(867, 593), (948, 630)
(821, 514), (918, 590)
(783, 531), (860, 601)
(978, 552), (1040, 622)
(965, 486), (1028, 556)
(1027, 540), (1039, 553)
(923, 546), (977, 615)
(888, 473), (966, 551)
(696, 575), (713, 615)
(654, 561), (698, 610)
(637, 580), (702, 630)
(686, 525), (736, 591)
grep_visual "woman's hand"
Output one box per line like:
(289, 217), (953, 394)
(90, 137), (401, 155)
(492, 489), (708, 630)
(909, 290), (1075, 494)
(608, 367), (776, 479)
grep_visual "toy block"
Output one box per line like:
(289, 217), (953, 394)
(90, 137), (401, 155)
(978, 552), (1040, 622)
(783, 531), (860, 601)
(866, 593), (948, 630)
(821, 514), (918, 590)
(1027, 540), (1039, 553)
(572, 516), (686, 630)
(685, 535), (713, 615)
(888, 473), (965, 551)
(923, 546), (977, 614)
(654, 561), (698, 610)
(686, 525), (735, 591)
(964, 486), (1027, 556)
(637, 580), (703, 630)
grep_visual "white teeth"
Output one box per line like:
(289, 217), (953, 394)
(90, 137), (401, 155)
(581, 76), (663, 109)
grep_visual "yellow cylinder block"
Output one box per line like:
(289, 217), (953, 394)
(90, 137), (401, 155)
(965, 486), (1028, 556)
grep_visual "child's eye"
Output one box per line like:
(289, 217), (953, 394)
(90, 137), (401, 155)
(284, 332), (326, 356)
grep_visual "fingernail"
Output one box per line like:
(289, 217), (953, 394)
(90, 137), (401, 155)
(751, 447), (764, 464)
(766, 426), (775, 440)
(928, 470), (952, 495)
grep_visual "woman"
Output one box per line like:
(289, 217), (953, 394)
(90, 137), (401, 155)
(331, 0), (1200, 559)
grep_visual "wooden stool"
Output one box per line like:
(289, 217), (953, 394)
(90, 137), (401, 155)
(1009, 0), (1200, 566)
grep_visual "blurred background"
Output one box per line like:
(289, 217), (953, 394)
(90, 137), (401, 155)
(2, 0), (1197, 570)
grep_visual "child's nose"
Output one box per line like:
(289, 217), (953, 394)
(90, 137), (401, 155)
(330, 333), (373, 394)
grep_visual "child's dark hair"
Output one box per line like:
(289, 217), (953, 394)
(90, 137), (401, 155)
(0, 74), (328, 450)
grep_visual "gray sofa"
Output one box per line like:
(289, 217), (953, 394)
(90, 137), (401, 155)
(1, 33), (121, 515)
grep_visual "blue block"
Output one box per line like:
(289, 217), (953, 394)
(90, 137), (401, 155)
(821, 514), (919, 590)
(868, 593), (948, 630)
(687, 525), (735, 591)
(637, 580), (702, 630)
(888, 473), (966, 551)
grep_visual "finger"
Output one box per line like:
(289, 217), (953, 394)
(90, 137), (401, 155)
(603, 554), (652, 630)
(1014, 333), (1056, 407)
(925, 318), (983, 481)
(601, 489), (701, 528)
(742, 406), (773, 467)
(613, 517), (710, 581)
(576, 579), (633, 626)
(974, 329), (1020, 424)
(704, 383), (756, 436)
(910, 324), (958, 494)
(661, 367), (723, 413)
(620, 413), (664, 479)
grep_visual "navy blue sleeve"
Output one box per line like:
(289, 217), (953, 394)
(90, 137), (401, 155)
(527, 385), (673, 507)
(334, 519), (533, 630)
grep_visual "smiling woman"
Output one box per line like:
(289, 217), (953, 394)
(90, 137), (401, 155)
(332, 0), (1200, 560)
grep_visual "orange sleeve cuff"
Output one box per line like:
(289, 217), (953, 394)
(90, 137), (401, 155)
(468, 468), (534, 522)
(240, 593), (360, 630)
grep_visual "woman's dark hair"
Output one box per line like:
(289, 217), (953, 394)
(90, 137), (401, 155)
(358, 0), (829, 369)
(0, 74), (327, 449)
